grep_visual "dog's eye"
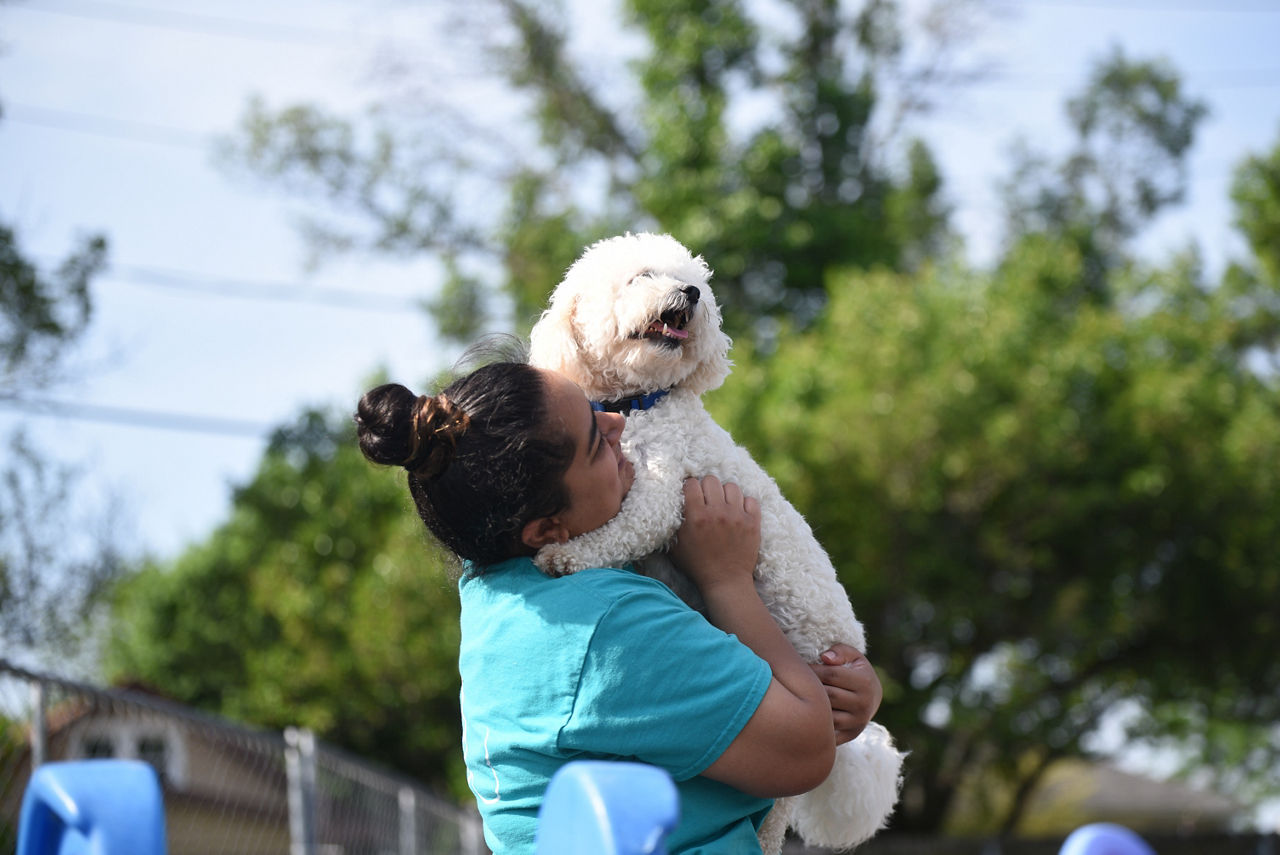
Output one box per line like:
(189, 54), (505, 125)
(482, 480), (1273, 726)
(630, 269), (656, 283)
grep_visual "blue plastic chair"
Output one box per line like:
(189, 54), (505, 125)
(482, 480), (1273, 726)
(535, 761), (680, 855)
(1059, 822), (1157, 855)
(17, 760), (167, 855)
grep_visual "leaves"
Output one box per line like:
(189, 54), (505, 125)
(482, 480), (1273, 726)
(0, 225), (105, 388)
(135, 7), (1279, 833)
(222, 0), (969, 340)
(708, 221), (1280, 829)
(1, 218), (113, 667)
(0, 432), (125, 661)
(1001, 48), (1208, 299)
(1231, 135), (1280, 283)
(107, 408), (471, 797)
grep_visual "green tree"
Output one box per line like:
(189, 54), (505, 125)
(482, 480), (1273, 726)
(221, 0), (973, 336)
(1000, 47), (1208, 296)
(1231, 132), (1280, 283)
(1, 218), (114, 662)
(115, 8), (1277, 835)
(1, 224), (105, 393)
(710, 145), (1280, 831)
(1222, 129), (1280, 361)
(705, 62), (1270, 835)
(106, 408), (470, 797)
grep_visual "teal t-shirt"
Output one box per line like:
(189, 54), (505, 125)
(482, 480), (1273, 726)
(458, 557), (774, 854)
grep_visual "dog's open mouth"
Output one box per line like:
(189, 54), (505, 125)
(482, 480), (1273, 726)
(639, 308), (691, 344)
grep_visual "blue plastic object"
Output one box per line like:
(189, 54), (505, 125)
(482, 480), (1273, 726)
(535, 761), (680, 855)
(1059, 822), (1157, 855)
(17, 760), (167, 855)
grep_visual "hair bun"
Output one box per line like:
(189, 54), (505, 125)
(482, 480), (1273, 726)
(406, 394), (470, 480)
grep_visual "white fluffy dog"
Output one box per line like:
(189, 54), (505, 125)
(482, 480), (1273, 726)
(529, 233), (904, 853)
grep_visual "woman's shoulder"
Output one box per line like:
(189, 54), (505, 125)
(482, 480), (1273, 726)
(461, 556), (673, 606)
(463, 555), (636, 577)
(459, 559), (687, 655)
(544, 564), (679, 612)
(564, 565), (685, 609)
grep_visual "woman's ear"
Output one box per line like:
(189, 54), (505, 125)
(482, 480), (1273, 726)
(521, 516), (569, 550)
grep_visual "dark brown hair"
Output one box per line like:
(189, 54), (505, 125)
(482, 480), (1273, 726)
(356, 358), (573, 566)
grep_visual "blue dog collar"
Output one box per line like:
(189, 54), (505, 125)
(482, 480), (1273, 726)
(591, 389), (670, 415)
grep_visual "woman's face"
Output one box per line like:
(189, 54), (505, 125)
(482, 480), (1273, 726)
(540, 368), (636, 540)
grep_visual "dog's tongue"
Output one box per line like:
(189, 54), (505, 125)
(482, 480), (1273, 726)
(648, 321), (688, 340)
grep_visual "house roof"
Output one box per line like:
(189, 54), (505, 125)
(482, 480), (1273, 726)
(1025, 759), (1242, 833)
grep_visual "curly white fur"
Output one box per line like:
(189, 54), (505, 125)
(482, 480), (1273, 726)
(529, 233), (904, 853)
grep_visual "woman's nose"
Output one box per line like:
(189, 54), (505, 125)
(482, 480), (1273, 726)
(597, 411), (625, 443)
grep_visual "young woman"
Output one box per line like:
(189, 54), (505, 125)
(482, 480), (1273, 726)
(357, 353), (883, 854)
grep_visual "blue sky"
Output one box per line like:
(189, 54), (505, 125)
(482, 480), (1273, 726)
(1, 0), (1277, 559)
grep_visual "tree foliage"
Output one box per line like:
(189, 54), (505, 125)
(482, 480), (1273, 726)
(222, 0), (973, 335)
(106, 409), (470, 797)
(1, 225), (106, 392)
(707, 96), (1276, 834)
(1000, 48), (1207, 294)
(0, 431), (124, 658)
(113, 3), (1280, 835)
(1, 215), (113, 663)
(1232, 139), (1280, 270)
(710, 225), (1279, 830)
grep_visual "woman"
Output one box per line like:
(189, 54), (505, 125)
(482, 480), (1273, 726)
(357, 352), (883, 854)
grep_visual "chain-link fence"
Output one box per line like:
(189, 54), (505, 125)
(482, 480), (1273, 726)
(0, 659), (485, 855)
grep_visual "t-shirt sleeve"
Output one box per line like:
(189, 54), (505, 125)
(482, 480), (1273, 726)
(556, 584), (773, 781)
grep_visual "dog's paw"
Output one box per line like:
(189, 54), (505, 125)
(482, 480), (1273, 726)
(534, 543), (586, 577)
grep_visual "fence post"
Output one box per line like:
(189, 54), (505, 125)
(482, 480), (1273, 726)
(30, 679), (47, 768)
(461, 809), (485, 855)
(285, 727), (317, 855)
(399, 786), (417, 855)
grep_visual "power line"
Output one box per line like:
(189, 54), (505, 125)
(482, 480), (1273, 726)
(965, 69), (1280, 92)
(27, 254), (436, 316)
(2, 102), (210, 150)
(0, 395), (275, 438)
(100, 262), (430, 314)
(8, 0), (357, 47)
(1192, 69), (1280, 89)
(3, 51), (1276, 158)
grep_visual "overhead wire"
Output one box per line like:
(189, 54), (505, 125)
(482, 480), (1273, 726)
(958, 69), (1280, 92)
(3, 0), (1275, 441)
(7, 0), (357, 47)
(16, 248), (432, 315)
(1, 102), (210, 150)
(0, 395), (277, 438)
(98, 262), (429, 314)
(0, 256), (422, 437)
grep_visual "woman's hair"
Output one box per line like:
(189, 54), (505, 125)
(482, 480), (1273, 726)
(355, 346), (574, 566)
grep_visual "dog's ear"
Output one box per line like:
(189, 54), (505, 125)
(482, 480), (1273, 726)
(683, 320), (734, 395)
(529, 295), (583, 379)
(520, 515), (571, 550)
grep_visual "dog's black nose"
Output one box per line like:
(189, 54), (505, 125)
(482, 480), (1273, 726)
(681, 285), (700, 305)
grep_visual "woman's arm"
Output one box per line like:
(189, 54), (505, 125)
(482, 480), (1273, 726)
(670, 476), (836, 799)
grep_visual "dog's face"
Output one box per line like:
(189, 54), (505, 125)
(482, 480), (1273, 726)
(529, 233), (733, 401)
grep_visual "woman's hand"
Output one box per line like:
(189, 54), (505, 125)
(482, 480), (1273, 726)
(669, 475), (762, 596)
(679, 476), (836, 797)
(810, 644), (883, 745)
